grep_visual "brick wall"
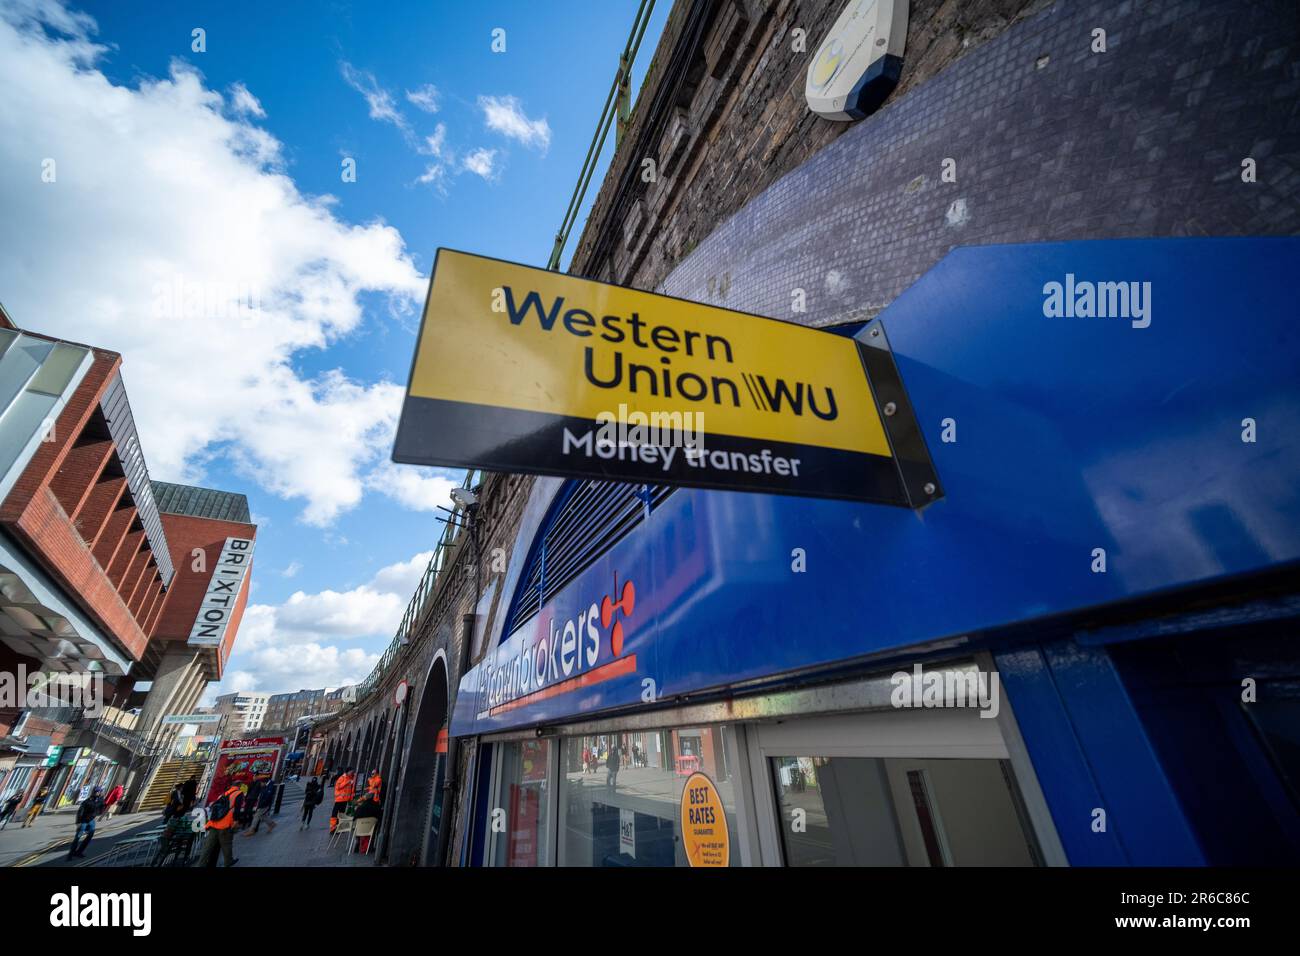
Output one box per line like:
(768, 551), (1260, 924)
(308, 469), (538, 861)
(0, 347), (161, 662)
(152, 512), (257, 643)
(571, 0), (1052, 287)
(147, 511), (257, 682)
(573, 0), (1299, 332)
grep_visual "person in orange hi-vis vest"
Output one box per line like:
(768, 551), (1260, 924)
(201, 784), (244, 867)
(366, 770), (381, 803)
(329, 769), (355, 834)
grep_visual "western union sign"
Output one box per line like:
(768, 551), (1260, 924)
(393, 249), (941, 506)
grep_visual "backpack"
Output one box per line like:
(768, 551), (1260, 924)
(209, 791), (232, 821)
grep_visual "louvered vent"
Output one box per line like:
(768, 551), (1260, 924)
(504, 480), (674, 636)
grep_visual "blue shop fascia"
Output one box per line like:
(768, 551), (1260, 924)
(447, 238), (1300, 868)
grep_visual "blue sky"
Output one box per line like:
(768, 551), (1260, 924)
(0, 0), (669, 696)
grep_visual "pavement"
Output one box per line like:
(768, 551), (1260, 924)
(2, 779), (378, 868)
(221, 778), (376, 868)
(0, 807), (162, 868)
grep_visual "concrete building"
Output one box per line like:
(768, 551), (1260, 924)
(263, 687), (351, 732)
(213, 691), (271, 735)
(0, 305), (257, 811)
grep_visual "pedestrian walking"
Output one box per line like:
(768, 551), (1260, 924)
(251, 780), (278, 834)
(237, 783), (254, 830)
(199, 783), (244, 867)
(162, 784), (184, 822)
(301, 777), (322, 828)
(67, 786), (104, 859)
(103, 783), (124, 817)
(22, 786), (49, 827)
(606, 740), (621, 791)
(0, 792), (21, 829)
(181, 775), (198, 813)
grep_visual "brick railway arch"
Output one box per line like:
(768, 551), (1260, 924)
(365, 710), (390, 790)
(358, 716), (376, 779)
(375, 698), (410, 861)
(387, 648), (450, 866)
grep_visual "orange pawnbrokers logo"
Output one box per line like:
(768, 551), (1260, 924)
(484, 572), (638, 716)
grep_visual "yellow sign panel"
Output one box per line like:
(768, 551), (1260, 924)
(394, 249), (940, 505)
(680, 771), (730, 867)
(409, 249), (887, 454)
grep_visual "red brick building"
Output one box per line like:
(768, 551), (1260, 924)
(0, 305), (256, 811)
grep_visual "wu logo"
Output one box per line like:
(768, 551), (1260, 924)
(601, 573), (636, 656)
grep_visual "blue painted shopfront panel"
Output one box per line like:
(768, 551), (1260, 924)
(452, 237), (1300, 737)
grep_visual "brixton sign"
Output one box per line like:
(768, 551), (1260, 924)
(393, 249), (940, 506)
(187, 537), (254, 647)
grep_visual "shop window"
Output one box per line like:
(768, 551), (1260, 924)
(558, 725), (740, 866)
(769, 756), (1043, 866)
(2, 765), (32, 799)
(488, 739), (553, 866)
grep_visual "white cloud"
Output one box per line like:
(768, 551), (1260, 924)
(366, 549), (434, 596)
(242, 550), (433, 648)
(0, 0), (95, 38)
(217, 670), (260, 696)
(210, 643), (377, 698)
(0, 3), (429, 525)
(405, 83), (439, 113)
(281, 560), (302, 578)
(209, 550), (434, 695)
(413, 123), (454, 194)
(416, 162), (447, 191)
(365, 461), (460, 513)
(340, 61), (407, 130)
(423, 123), (448, 157)
(229, 81), (265, 117)
(478, 94), (551, 152)
(462, 147), (497, 179)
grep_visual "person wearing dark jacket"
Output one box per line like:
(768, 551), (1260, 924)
(238, 781), (261, 830)
(351, 794), (382, 853)
(180, 776), (198, 813)
(67, 787), (104, 859)
(301, 778), (322, 828)
(251, 780), (278, 834)
(162, 783), (184, 821)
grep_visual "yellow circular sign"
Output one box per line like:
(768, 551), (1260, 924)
(679, 771), (730, 867)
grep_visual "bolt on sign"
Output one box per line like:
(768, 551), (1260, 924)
(393, 249), (940, 507)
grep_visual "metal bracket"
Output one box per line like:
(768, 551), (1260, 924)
(855, 319), (944, 510)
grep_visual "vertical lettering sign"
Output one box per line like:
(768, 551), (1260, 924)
(393, 249), (940, 506)
(187, 537), (254, 647)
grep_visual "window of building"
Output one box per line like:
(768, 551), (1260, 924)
(556, 725), (740, 867)
(769, 756), (1043, 866)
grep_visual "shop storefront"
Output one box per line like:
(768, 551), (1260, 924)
(448, 238), (1300, 867)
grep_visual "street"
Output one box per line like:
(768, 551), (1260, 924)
(1, 780), (374, 868)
